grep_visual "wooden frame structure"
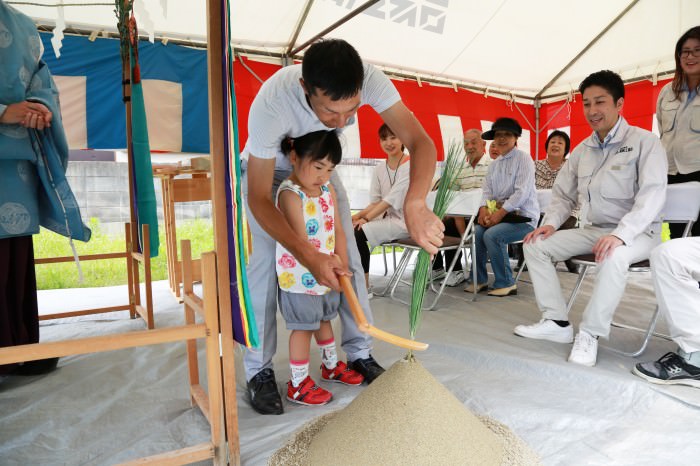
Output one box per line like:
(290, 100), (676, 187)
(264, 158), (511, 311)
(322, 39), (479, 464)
(205, 1), (242, 463)
(35, 222), (155, 328)
(4, 1), (244, 464)
(153, 166), (211, 301)
(0, 250), (228, 464)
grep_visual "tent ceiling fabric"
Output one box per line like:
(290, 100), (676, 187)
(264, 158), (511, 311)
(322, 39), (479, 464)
(13, 0), (700, 100)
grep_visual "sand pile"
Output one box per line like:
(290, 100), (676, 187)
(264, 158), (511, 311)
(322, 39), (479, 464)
(269, 357), (540, 466)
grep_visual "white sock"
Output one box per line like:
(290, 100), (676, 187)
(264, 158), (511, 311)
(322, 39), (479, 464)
(290, 360), (309, 387)
(318, 339), (338, 370)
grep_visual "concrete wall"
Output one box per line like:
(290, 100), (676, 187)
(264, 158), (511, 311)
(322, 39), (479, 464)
(65, 159), (379, 235)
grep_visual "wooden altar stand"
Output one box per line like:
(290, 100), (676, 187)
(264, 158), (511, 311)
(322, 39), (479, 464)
(153, 164), (211, 301)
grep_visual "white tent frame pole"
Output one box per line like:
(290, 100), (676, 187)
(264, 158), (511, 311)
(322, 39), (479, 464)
(535, 0), (640, 100)
(289, 0), (379, 55)
(535, 99), (540, 160)
(285, 0), (315, 58)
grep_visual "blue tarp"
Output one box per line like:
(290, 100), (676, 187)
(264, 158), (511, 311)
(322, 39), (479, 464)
(39, 33), (210, 153)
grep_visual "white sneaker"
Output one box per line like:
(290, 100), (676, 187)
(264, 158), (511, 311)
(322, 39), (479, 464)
(568, 331), (598, 367)
(367, 286), (375, 300)
(442, 270), (466, 287)
(431, 269), (446, 281)
(513, 319), (574, 344)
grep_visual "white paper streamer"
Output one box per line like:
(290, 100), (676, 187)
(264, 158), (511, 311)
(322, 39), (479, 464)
(50, 3), (65, 58)
(134, 0), (156, 43)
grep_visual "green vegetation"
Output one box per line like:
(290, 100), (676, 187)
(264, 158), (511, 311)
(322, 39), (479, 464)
(409, 141), (464, 341)
(34, 218), (214, 290)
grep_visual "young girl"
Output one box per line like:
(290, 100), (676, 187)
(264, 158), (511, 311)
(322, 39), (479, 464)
(276, 130), (364, 406)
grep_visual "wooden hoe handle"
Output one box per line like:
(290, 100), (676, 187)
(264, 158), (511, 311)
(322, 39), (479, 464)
(339, 275), (428, 352)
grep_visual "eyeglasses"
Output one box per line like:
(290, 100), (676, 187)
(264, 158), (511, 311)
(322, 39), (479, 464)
(680, 47), (700, 58)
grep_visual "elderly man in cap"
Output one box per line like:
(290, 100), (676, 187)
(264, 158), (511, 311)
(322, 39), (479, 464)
(514, 70), (667, 367)
(464, 117), (539, 297)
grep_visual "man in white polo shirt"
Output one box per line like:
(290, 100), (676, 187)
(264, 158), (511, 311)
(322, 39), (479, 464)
(242, 39), (442, 414)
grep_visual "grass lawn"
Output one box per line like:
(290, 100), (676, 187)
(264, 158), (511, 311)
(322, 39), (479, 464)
(34, 218), (214, 290)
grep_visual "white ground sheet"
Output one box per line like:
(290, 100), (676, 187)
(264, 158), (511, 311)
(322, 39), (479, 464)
(2, 259), (700, 465)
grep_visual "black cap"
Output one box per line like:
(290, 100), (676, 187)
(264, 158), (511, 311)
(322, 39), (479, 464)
(481, 117), (522, 140)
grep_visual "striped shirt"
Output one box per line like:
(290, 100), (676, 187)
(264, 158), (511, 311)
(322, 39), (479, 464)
(454, 154), (491, 191)
(481, 147), (539, 228)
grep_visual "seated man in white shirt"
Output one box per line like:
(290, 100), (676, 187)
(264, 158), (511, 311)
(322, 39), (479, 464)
(514, 70), (667, 367)
(432, 128), (490, 287)
(633, 238), (700, 388)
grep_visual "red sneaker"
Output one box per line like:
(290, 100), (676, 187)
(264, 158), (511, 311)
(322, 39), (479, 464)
(286, 377), (332, 406)
(320, 361), (364, 385)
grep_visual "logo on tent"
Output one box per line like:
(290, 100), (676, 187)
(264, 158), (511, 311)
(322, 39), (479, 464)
(331, 0), (448, 34)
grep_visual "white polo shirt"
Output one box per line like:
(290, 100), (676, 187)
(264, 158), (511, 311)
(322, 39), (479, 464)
(242, 63), (401, 171)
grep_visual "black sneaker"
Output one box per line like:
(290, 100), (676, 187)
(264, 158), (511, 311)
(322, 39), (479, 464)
(247, 368), (284, 415)
(633, 352), (700, 388)
(349, 356), (385, 384)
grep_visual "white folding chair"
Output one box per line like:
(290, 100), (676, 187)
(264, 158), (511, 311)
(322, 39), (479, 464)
(378, 190), (482, 310)
(565, 182), (700, 357)
(379, 215), (477, 310)
(379, 242), (400, 276)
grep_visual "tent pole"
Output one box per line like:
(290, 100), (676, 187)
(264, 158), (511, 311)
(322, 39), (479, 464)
(535, 0), (640, 100)
(285, 0), (315, 58)
(289, 0), (379, 55)
(206, 0), (241, 464)
(534, 99), (540, 160)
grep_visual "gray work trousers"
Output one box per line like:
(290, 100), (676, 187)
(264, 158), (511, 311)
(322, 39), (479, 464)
(523, 225), (659, 338)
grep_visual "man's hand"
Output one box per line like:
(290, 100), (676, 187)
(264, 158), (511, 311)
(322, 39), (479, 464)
(403, 198), (444, 255)
(306, 250), (351, 291)
(592, 234), (623, 262)
(524, 225), (555, 243)
(0, 101), (52, 129)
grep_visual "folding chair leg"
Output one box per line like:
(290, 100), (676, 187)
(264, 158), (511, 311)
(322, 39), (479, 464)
(382, 245), (389, 276)
(565, 265), (589, 313)
(602, 305), (669, 357)
(379, 248), (413, 297)
(514, 261), (526, 284)
(389, 249), (415, 301)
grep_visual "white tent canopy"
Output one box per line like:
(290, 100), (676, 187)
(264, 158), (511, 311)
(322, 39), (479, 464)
(12, 0), (700, 100)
